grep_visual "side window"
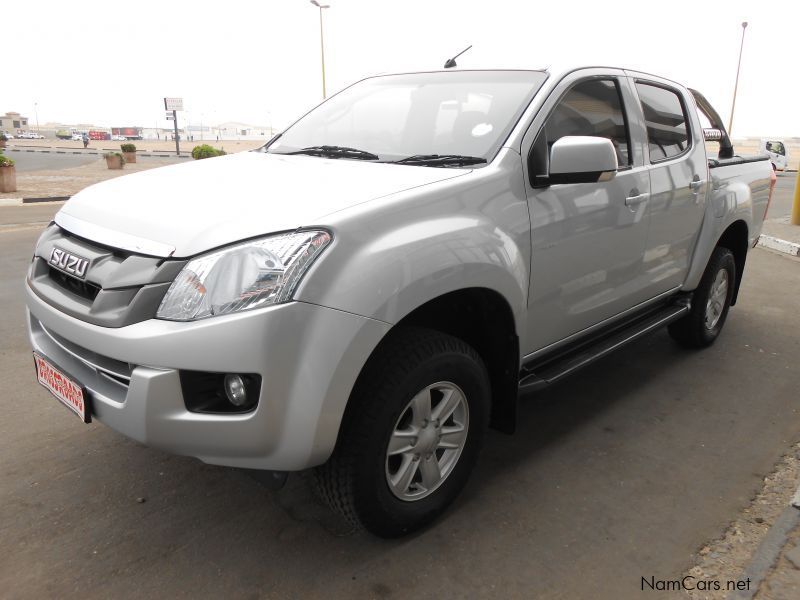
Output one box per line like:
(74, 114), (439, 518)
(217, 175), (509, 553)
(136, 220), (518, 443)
(767, 141), (786, 156)
(635, 82), (690, 162)
(530, 79), (631, 186)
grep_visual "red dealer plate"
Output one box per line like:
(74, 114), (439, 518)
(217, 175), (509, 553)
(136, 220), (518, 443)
(33, 353), (91, 423)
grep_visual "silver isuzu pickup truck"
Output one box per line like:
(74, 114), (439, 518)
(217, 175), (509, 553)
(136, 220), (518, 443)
(26, 65), (773, 537)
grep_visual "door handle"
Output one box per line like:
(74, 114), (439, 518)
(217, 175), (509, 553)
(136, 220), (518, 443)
(690, 177), (705, 191)
(625, 193), (649, 206)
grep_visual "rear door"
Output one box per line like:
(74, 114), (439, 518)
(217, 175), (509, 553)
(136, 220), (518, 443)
(520, 69), (652, 353)
(628, 77), (708, 296)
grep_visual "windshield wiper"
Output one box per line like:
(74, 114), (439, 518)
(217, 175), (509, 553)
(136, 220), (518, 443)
(391, 154), (487, 167)
(285, 145), (380, 160)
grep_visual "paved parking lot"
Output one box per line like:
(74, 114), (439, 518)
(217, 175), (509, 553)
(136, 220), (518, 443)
(1, 205), (799, 599)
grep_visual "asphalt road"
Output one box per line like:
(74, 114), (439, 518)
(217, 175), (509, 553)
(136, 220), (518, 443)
(1, 211), (799, 599)
(3, 149), (99, 172)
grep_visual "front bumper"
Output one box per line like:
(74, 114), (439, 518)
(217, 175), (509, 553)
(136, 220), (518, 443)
(26, 283), (391, 470)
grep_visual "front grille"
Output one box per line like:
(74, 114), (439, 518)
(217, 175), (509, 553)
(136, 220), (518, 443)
(48, 266), (101, 301)
(28, 225), (187, 328)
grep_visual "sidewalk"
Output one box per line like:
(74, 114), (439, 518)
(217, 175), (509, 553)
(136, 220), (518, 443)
(0, 155), (186, 202)
(759, 218), (800, 258)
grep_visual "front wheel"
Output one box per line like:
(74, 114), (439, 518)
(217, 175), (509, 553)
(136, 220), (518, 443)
(313, 327), (490, 537)
(668, 246), (736, 348)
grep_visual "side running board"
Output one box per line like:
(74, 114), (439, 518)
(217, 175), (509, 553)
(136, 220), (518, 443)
(518, 303), (690, 394)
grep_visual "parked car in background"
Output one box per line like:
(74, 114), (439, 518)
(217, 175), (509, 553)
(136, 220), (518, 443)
(111, 135), (127, 141)
(761, 140), (788, 171)
(71, 133), (84, 141)
(25, 65), (773, 537)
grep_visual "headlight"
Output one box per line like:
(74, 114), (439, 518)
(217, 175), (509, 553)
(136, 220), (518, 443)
(156, 230), (331, 321)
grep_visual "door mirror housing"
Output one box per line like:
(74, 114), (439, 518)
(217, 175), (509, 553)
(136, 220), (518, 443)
(548, 136), (618, 184)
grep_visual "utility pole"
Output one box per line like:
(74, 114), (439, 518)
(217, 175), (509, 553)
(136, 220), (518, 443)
(310, 1), (330, 98)
(173, 110), (180, 155)
(164, 98), (183, 155)
(727, 21), (748, 136)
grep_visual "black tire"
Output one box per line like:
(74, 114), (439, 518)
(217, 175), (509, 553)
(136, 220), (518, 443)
(668, 246), (736, 348)
(313, 327), (490, 538)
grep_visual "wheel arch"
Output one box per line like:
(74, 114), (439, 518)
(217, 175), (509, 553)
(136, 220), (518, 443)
(395, 288), (519, 433)
(715, 220), (749, 306)
(339, 287), (520, 444)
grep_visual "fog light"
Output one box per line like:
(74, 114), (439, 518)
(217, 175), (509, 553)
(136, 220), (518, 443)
(224, 374), (247, 406)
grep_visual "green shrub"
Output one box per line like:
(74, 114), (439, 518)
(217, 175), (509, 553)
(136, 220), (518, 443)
(120, 143), (137, 153)
(191, 144), (227, 160)
(0, 154), (15, 167)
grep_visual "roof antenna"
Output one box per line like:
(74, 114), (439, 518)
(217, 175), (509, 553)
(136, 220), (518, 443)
(444, 45), (472, 69)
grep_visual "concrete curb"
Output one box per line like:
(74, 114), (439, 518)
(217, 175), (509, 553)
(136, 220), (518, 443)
(6, 146), (192, 159)
(22, 196), (70, 204)
(758, 235), (800, 257)
(727, 487), (800, 599)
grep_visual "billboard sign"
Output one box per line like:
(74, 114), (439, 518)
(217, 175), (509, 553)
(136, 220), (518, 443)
(164, 97), (183, 111)
(111, 127), (143, 140)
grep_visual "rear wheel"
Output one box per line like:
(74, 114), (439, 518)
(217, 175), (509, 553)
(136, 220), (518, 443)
(313, 327), (490, 537)
(668, 246), (736, 348)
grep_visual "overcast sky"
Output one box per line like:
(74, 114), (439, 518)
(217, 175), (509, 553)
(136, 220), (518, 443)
(4, 0), (798, 137)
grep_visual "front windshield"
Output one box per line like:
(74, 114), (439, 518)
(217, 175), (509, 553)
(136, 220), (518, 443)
(266, 70), (547, 164)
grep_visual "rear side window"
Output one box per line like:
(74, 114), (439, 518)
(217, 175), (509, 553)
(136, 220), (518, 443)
(530, 78), (631, 185)
(635, 82), (690, 162)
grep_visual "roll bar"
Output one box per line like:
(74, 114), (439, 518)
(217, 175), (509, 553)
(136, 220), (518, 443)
(689, 88), (734, 159)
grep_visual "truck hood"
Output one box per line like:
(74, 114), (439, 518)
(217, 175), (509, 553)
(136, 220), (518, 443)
(56, 151), (469, 257)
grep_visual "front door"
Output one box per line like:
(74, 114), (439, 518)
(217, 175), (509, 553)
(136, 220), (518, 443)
(521, 73), (652, 354)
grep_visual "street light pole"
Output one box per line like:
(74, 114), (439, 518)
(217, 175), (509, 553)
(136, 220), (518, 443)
(728, 21), (748, 136)
(34, 102), (39, 132)
(310, 0), (330, 98)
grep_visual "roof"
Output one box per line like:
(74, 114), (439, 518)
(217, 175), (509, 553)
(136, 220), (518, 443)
(361, 63), (687, 90)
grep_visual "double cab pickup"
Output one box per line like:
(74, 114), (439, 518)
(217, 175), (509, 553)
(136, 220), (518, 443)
(26, 65), (773, 536)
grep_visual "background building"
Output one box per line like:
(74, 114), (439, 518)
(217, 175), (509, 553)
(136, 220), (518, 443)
(0, 112), (29, 133)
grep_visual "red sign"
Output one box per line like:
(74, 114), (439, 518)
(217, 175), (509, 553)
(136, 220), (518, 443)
(89, 130), (110, 140)
(112, 127), (143, 137)
(34, 354), (90, 423)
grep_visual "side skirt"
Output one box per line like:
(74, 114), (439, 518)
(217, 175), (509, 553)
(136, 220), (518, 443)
(518, 297), (690, 395)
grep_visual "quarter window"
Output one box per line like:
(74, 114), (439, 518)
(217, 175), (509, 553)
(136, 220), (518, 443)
(530, 79), (631, 186)
(766, 141), (786, 156)
(635, 83), (690, 162)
